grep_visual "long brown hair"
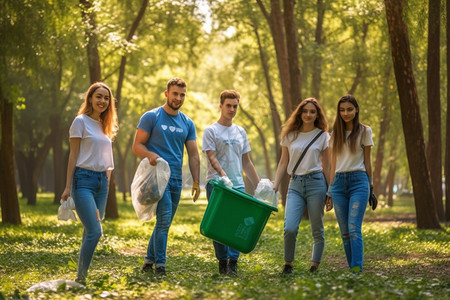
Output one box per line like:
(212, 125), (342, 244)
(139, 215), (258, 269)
(330, 94), (365, 155)
(280, 97), (328, 142)
(77, 82), (119, 140)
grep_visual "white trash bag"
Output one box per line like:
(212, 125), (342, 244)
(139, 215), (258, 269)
(57, 197), (77, 221)
(131, 157), (170, 221)
(27, 279), (85, 292)
(254, 178), (278, 207)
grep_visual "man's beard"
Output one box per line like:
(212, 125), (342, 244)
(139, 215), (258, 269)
(167, 100), (181, 111)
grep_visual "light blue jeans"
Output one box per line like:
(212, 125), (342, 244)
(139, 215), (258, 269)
(284, 171), (327, 263)
(206, 182), (240, 261)
(331, 171), (369, 271)
(71, 167), (109, 280)
(145, 177), (182, 268)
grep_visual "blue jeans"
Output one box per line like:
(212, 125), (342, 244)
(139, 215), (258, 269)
(284, 171), (327, 263)
(71, 167), (109, 280)
(206, 182), (240, 261)
(145, 177), (182, 267)
(331, 171), (369, 271)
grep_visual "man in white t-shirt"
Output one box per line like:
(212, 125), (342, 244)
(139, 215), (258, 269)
(202, 90), (260, 276)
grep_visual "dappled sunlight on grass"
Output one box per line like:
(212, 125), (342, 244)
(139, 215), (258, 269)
(1, 192), (448, 299)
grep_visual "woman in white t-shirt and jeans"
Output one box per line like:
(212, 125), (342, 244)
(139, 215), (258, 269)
(273, 98), (330, 275)
(61, 82), (118, 284)
(327, 94), (373, 273)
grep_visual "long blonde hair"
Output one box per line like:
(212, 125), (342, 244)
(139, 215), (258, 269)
(330, 94), (365, 156)
(280, 97), (328, 142)
(77, 82), (119, 140)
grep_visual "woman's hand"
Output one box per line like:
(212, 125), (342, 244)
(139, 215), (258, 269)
(61, 187), (70, 201)
(325, 196), (333, 212)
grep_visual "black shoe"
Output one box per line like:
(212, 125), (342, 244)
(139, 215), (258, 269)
(155, 266), (166, 276)
(227, 259), (238, 276)
(309, 265), (318, 273)
(142, 262), (153, 273)
(282, 264), (293, 275)
(75, 277), (86, 286)
(219, 260), (228, 274)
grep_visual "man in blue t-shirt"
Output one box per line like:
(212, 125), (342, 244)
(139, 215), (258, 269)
(202, 90), (260, 275)
(133, 77), (200, 276)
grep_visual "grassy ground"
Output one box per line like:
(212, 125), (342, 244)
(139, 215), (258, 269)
(0, 192), (449, 299)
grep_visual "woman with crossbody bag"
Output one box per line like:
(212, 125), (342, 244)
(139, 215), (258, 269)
(273, 98), (331, 275)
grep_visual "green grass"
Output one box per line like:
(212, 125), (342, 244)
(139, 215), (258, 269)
(1, 192), (449, 299)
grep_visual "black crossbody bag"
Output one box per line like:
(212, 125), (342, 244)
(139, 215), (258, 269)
(290, 130), (325, 177)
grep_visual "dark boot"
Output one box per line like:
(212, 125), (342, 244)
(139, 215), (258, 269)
(227, 259), (238, 276)
(219, 260), (228, 274)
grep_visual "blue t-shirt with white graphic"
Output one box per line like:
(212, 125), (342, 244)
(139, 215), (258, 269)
(137, 107), (196, 179)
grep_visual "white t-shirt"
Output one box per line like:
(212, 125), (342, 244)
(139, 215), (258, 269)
(69, 114), (114, 172)
(335, 126), (373, 173)
(202, 122), (251, 189)
(281, 128), (330, 176)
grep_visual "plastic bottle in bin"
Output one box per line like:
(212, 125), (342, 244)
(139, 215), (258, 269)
(254, 178), (278, 207)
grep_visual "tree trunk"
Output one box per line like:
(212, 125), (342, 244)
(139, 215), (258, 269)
(105, 172), (119, 219)
(113, 0), (149, 204)
(239, 105), (272, 180)
(446, 0), (450, 221)
(50, 116), (66, 204)
(426, 0), (444, 221)
(251, 17), (282, 161)
(0, 87), (21, 224)
(257, 0), (293, 116)
(311, 0), (325, 99)
(80, 0), (101, 83)
(284, 0), (302, 106)
(347, 22), (368, 95)
(115, 134), (134, 202)
(253, 19), (288, 204)
(385, 158), (396, 207)
(385, 0), (440, 229)
(373, 65), (392, 196)
(15, 134), (52, 206)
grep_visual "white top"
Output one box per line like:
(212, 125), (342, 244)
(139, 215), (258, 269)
(335, 126), (373, 173)
(281, 128), (330, 176)
(202, 122), (251, 189)
(69, 114), (114, 172)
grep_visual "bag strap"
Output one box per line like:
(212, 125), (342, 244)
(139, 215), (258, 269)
(291, 130), (325, 177)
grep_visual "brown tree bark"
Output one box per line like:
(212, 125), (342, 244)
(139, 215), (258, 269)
(347, 22), (368, 95)
(239, 105), (272, 180)
(312, 0), (325, 99)
(15, 134), (52, 205)
(112, 0), (149, 204)
(50, 116), (66, 204)
(386, 159), (396, 207)
(257, 0), (303, 205)
(284, 0), (302, 106)
(385, 0), (440, 229)
(426, 0), (444, 221)
(115, 135), (134, 202)
(80, 0), (101, 83)
(373, 65), (392, 196)
(0, 84), (21, 224)
(252, 21), (282, 160)
(446, 0), (450, 221)
(256, 0), (293, 116)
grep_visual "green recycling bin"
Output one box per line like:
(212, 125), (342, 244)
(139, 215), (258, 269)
(200, 180), (278, 253)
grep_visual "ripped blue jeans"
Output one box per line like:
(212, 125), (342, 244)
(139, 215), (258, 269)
(331, 171), (369, 271)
